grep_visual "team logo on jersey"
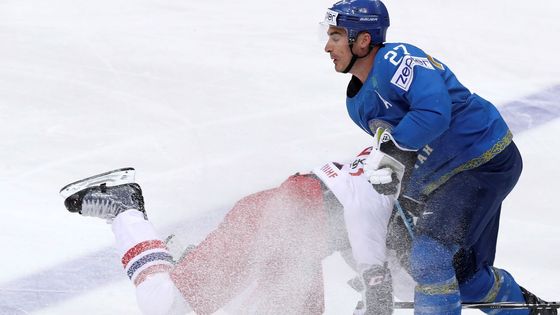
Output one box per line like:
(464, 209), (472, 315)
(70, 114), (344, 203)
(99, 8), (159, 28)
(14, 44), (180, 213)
(348, 147), (373, 176)
(349, 157), (366, 176)
(390, 55), (435, 91)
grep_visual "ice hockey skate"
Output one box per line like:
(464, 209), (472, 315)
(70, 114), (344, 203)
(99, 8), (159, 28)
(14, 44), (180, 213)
(60, 168), (136, 198)
(60, 168), (146, 221)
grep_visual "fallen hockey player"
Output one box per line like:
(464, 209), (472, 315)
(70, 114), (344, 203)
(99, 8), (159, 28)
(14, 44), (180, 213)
(60, 147), (555, 314)
(60, 147), (416, 315)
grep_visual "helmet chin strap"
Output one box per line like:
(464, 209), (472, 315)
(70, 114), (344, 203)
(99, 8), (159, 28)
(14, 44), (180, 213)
(342, 42), (374, 74)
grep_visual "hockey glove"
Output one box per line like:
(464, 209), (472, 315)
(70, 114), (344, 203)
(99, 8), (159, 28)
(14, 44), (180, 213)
(366, 168), (400, 195)
(364, 128), (406, 197)
(354, 264), (394, 315)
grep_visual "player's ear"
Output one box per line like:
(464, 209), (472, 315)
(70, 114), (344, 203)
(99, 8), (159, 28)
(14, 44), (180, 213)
(357, 32), (372, 49)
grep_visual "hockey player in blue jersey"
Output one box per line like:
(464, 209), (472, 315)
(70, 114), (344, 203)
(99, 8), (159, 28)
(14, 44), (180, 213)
(321, 1), (555, 315)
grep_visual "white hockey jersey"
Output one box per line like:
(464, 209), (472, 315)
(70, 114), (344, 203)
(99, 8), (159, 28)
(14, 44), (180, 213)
(313, 147), (395, 272)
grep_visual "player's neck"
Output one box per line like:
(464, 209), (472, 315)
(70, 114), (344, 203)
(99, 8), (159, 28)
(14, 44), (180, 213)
(351, 46), (379, 83)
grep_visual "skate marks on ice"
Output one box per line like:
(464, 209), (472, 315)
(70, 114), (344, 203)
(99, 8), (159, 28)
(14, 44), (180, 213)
(0, 247), (121, 315)
(500, 85), (560, 134)
(0, 210), (226, 315)
(0, 306), (27, 315)
(1, 86), (559, 313)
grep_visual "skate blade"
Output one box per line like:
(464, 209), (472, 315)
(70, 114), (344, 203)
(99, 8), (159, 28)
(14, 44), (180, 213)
(59, 167), (136, 198)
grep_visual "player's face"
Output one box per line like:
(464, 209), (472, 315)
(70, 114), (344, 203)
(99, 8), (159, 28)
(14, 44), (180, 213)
(324, 26), (352, 73)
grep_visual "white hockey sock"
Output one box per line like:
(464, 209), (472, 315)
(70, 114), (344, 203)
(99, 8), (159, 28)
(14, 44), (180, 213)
(112, 209), (174, 286)
(112, 210), (193, 315)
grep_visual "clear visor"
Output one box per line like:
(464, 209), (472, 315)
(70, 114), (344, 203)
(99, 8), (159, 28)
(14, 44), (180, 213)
(318, 23), (349, 48)
(318, 9), (350, 46)
(317, 22), (330, 46)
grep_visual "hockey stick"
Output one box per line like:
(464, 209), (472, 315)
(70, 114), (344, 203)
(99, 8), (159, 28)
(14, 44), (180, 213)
(394, 200), (414, 238)
(394, 301), (560, 310)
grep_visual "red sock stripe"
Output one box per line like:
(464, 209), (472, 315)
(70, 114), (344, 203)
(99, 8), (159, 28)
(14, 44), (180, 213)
(133, 264), (173, 286)
(122, 240), (166, 267)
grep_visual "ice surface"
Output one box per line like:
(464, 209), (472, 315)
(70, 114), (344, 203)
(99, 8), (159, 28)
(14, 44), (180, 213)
(0, 0), (559, 314)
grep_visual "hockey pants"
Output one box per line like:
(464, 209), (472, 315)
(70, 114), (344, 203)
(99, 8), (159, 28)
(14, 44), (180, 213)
(410, 142), (527, 314)
(112, 175), (329, 315)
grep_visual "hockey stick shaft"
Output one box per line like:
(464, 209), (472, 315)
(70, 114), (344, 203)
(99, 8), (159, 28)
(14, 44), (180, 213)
(394, 200), (414, 238)
(394, 301), (560, 310)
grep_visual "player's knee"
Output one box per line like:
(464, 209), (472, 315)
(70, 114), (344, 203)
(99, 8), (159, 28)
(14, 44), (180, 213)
(410, 235), (456, 284)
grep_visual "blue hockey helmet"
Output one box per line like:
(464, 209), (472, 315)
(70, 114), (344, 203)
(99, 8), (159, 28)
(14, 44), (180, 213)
(323, 0), (390, 45)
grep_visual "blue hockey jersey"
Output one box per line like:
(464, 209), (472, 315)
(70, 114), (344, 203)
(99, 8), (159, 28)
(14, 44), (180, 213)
(346, 42), (512, 200)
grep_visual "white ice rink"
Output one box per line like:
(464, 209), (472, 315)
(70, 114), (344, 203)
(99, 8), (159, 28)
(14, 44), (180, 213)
(0, 0), (559, 314)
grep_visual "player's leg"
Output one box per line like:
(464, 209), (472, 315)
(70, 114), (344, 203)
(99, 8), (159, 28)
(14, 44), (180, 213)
(453, 142), (548, 315)
(170, 187), (276, 314)
(172, 174), (330, 314)
(410, 142), (523, 315)
(62, 173), (191, 315)
(113, 209), (190, 315)
(249, 174), (328, 314)
(62, 171), (333, 314)
(457, 237), (555, 315)
(456, 211), (528, 315)
(410, 171), (483, 315)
